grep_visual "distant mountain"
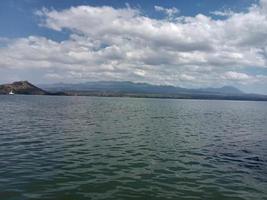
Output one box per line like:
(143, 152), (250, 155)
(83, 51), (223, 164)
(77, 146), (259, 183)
(0, 81), (48, 95)
(1, 81), (266, 101)
(193, 86), (244, 95)
(39, 81), (267, 101)
(40, 81), (244, 96)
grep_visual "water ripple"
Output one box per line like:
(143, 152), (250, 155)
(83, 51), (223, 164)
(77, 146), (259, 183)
(0, 96), (267, 200)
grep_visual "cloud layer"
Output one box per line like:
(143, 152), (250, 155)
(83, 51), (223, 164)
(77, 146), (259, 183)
(1, 1), (267, 92)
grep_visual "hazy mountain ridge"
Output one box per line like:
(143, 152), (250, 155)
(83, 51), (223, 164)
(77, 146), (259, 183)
(40, 81), (244, 96)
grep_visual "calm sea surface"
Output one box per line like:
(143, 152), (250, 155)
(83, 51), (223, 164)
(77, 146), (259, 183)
(0, 96), (267, 200)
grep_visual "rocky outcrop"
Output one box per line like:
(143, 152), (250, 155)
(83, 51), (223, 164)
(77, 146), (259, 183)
(0, 81), (48, 95)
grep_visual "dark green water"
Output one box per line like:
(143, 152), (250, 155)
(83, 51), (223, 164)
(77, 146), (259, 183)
(0, 96), (267, 200)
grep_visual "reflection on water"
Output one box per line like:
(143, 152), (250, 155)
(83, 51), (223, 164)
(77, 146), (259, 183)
(0, 96), (267, 200)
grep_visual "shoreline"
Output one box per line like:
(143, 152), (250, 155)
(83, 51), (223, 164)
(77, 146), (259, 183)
(2, 92), (267, 102)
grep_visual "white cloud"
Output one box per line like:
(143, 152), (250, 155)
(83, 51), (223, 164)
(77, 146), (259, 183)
(1, 1), (267, 92)
(180, 74), (195, 81)
(154, 5), (179, 19)
(44, 73), (64, 80)
(210, 10), (234, 17)
(222, 71), (251, 81)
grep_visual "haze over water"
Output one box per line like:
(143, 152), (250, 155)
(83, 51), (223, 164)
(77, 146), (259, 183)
(0, 96), (267, 200)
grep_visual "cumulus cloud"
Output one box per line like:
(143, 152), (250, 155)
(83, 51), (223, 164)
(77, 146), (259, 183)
(1, 0), (267, 92)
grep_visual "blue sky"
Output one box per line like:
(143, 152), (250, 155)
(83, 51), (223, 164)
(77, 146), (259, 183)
(1, 0), (267, 94)
(0, 0), (256, 39)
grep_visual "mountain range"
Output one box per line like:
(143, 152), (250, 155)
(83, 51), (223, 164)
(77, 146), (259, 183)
(40, 81), (244, 95)
(39, 81), (267, 101)
(1, 81), (267, 101)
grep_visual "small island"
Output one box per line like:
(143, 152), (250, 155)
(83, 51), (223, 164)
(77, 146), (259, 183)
(0, 81), (48, 95)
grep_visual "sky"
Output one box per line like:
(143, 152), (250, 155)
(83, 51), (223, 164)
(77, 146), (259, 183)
(1, 0), (267, 94)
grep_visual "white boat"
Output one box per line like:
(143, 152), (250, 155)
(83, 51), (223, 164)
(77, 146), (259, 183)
(9, 90), (15, 95)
